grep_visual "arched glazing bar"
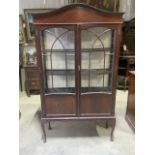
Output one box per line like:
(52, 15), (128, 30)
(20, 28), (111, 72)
(45, 30), (67, 52)
(51, 29), (69, 88)
(43, 29), (70, 89)
(83, 28), (112, 88)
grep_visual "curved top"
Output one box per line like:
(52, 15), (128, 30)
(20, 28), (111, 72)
(33, 3), (123, 25)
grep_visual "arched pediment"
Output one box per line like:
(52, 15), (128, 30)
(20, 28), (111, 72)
(33, 4), (123, 25)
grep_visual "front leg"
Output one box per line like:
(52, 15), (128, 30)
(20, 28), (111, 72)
(48, 122), (52, 130)
(41, 120), (46, 143)
(105, 120), (109, 128)
(111, 118), (116, 141)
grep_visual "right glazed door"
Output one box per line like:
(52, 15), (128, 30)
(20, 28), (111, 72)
(80, 26), (115, 116)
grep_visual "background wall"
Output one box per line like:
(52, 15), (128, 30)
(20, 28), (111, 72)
(19, 0), (68, 15)
(19, 0), (135, 21)
(119, 0), (135, 21)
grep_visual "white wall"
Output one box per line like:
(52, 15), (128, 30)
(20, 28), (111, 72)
(19, 0), (68, 15)
(20, 0), (135, 21)
(119, 0), (135, 21)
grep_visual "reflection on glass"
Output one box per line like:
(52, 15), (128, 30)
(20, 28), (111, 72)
(41, 28), (75, 93)
(81, 27), (114, 93)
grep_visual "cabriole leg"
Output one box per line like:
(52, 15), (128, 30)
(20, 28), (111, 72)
(41, 120), (46, 143)
(48, 121), (52, 130)
(105, 120), (109, 128)
(111, 118), (116, 141)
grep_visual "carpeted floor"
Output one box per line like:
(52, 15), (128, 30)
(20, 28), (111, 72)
(19, 90), (134, 155)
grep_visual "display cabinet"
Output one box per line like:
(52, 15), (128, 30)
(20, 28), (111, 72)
(117, 18), (135, 90)
(33, 4), (123, 142)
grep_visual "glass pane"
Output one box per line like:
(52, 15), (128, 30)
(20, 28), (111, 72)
(41, 27), (75, 94)
(81, 27), (113, 49)
(81, 27), (114, 93)
(81, 51), (112, 69)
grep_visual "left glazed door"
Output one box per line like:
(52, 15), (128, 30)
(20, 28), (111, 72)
(40, 26), (77, 116)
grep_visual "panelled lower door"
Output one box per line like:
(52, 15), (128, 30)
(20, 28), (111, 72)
(79, 25), (115, 116)
(40, 26), (77, 116)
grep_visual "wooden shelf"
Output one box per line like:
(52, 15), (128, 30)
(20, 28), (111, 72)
(81, 87), (111, 93)
(45, 69), (112, 75)
(42, 48), (114, 54)
(45, 87), (75, 94)
(45, 87), (111, 94)
(118, 67), (126, 70)
(120, 55), (135, 58)
(45, 69), (75, 75)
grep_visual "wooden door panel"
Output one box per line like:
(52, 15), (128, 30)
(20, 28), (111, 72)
(45, 94), (76, 116)
(80, 94), (113, 116)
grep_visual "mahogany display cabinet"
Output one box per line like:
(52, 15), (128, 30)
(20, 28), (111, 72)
(33, 4), (123, 142)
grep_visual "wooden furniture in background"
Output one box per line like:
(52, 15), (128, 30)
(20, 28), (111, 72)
(24, 66), (41, 96)
(117, 18), (135, 90)
(24, 8), (55, 41)
(125, 71), (135, 132)
(33, 4), (123, 142)
(22, 44), (41, 96)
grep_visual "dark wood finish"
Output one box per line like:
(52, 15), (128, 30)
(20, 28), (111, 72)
(41, 120), (46, 142)
(33, 4), (123, 24)
(122, 18), (135, 56)
(33, 4), (123, 142)
(48, 122), (52, 130)
(45, 94), (76, 116)
(117, 18), (135, 90)
(118, 55), (135, 90)
(80, 94), (113, 115)
(125, 71), (135, 132)
(24, 66), (41, 96)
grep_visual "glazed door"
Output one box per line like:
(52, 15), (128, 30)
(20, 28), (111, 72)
(79, 26), (116, 116)
(40, 26), (77, 116)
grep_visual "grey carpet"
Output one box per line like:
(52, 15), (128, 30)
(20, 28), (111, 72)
(19, 90), (134, 155)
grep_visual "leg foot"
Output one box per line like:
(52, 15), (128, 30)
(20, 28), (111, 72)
(105, 120), (108, 128)
(41, 120), (46, 143)
(48, 122), (52, 130)
(111, 118), (116, 141)
(25, 81), (30, 97)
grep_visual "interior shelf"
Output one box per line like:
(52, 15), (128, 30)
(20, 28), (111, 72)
(45, 87), (75, 94)
(45, 69), (75, 75)
(81, 69), (112, 74)
(81, 87), (111, 93)
(45, 68), (112, 75)
(82, 48), (113, 53)
(44, 87), (111, 94)
(42, 48), (114, 54)
(118, 67), (126, 70)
